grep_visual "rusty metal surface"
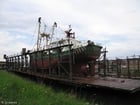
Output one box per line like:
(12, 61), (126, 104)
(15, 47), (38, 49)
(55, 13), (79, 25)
(9, 70), (140, 93)
(73, 76), (140, 92)
(47, 75), (140, 93)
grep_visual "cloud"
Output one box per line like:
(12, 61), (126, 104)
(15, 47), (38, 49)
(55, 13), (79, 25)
(0, 0), (140, 61)
(0, 31), (32, 60)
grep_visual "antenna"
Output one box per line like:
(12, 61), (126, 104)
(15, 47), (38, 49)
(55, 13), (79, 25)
(69, 24), (71, 29)
(43, 23), (47, 33)
(37, 17), (41, 51)
(50, 22), (57, 43)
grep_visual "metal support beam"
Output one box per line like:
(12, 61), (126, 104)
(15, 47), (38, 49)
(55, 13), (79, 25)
(138, 56), (140, 72)
(58, 48), (61, 77)
(103, 48), (107, 77)
(35, 52), (38, 73)
(17, 56), (20, 70)
(21, 55), (24, 71)
(14, 56), (17, 70)
(127, 57), (131, 78)
(25, 54), (28, 71)
(11, 57), (14, 70)
(69, 44), (72, 80)
(48, 50), (51, 75)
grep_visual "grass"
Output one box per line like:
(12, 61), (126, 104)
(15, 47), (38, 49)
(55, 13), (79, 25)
(0, 70), (90, 105)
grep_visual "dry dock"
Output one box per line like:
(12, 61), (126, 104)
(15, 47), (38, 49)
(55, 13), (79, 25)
(73, 76), (140, 93)
(17, 70), (140, 93)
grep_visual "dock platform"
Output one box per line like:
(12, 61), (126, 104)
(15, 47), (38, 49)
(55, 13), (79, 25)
(48, 76), (140, 93)
(12, 71), (140, 93)
(72, 77), (140, 93)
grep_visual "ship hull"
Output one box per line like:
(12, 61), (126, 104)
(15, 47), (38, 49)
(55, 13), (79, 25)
(30, 44), (102, 76)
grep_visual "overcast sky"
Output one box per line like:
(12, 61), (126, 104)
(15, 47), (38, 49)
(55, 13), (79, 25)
(0, 0), (140, 61)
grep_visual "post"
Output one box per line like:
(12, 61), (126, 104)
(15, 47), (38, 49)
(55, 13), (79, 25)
(69, 44), (72, 80)
(41, 51), (44, 68)
(5, 58), (9, 70)
(17, 56), (20, 70)
(25, 54), (28, 71)
(58, 47), (61, 77)
(21, 55), (24, 71)
(37, 17), (41, 51)
(98, 59), (100, 74)
(41, 51), (44, 74)
(9, 57), (11, 70)
(48, 50), (51, 76)
(103, 48), (106, 77)
(35, 52), (38, 73)
(14, 56), (17, 70)
(29, 54), (32, 73)
(120, 59), (122, 76)
(138, 56), (140, 72)
(13, 57), (15, 70)
(111, 61), (113, 72)
(116, 58), (120, 77)
(127, 57), (131, 78)
(107, 60), (109, 73)
(11, 57), (14, 70)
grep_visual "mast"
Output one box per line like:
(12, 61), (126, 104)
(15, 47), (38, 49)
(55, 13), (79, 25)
(36, 17), (57, 50)
(37, 17), (41, 51)
(50, 22), (57, 43)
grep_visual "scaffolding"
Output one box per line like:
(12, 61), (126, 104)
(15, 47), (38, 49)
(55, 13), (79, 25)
(96, 55), (140, 79)
(4, 44), (74, 80)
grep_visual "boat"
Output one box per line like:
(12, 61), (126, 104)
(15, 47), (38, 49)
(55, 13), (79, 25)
(4, 18), (140, 93)
(29, 17), (102, 77)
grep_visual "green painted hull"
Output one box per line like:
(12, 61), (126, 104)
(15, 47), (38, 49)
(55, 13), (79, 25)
(30, 44), (102, 68)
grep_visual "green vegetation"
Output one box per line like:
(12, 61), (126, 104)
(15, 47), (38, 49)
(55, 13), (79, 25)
(0, 70), (90, 105)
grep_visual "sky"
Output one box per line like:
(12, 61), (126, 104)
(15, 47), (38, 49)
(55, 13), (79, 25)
(0, 0), (140, 61)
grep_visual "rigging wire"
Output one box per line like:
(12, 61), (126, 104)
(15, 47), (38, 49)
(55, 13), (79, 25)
(31, 22), (38, 51)
(31, 18), (48, 51)
(30, 18), (70, 51)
